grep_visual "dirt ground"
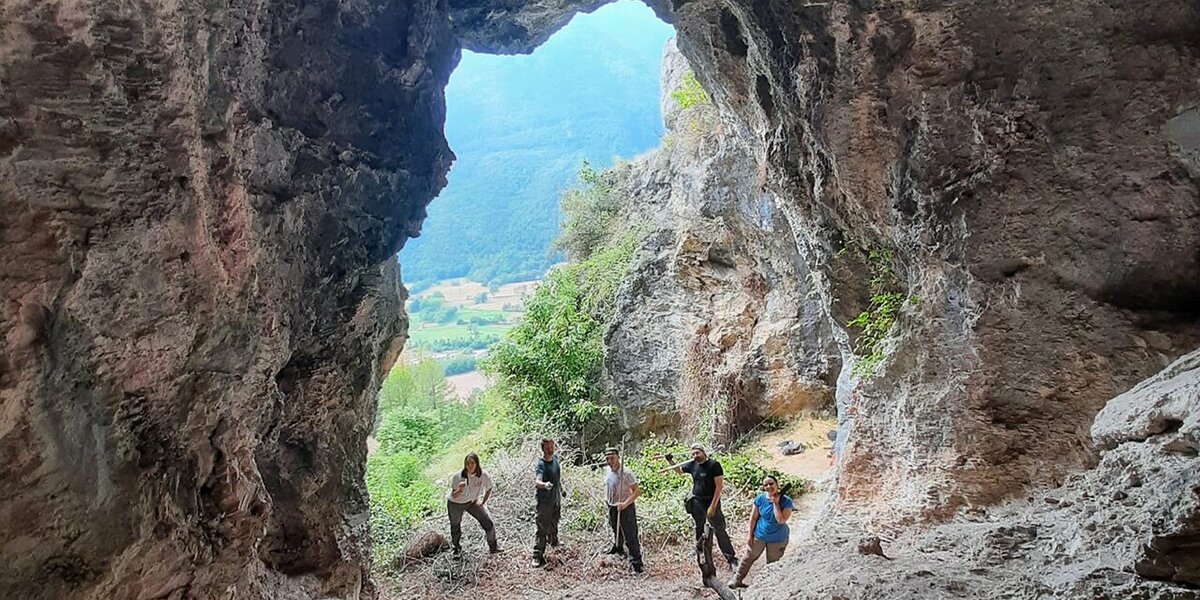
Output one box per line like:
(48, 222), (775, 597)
(378, 418), (837, 599)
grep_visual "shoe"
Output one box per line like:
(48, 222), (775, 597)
(632, 563), (644, 574)
(604, 546), (624, 555)
(727, 557), (740, 571)
(531, 557), (546, 568)
(489, 545), (501, 554)
(452, 546), (463, 559)
(727, 578), (747, 589)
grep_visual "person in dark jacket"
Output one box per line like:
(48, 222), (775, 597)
(659, 444), (738, 569)
(532, 437), (564, 567)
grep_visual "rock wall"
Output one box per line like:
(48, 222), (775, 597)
(749, 348), (1200, 598)
(663, 0), (1200, 521)
(0, 0), (457, 597)
(602, 40), (837, 442)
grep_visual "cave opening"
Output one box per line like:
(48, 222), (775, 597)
(367, 2), (707, 593)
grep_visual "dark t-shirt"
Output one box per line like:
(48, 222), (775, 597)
(535, 455), (562, 505)
(681, 458), (724, 500)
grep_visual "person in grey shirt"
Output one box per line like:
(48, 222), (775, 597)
(532, 437), (563, 567)
(602, 447), (643, 573)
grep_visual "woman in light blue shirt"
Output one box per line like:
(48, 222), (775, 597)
(729, 474), (793, 588)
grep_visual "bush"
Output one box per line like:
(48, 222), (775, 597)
(719, 450), (809, 498)
(845, 248), (916, 378)
(553, 161), (629, 262)
(441, 356), (478, 376)
(670, 71), (709, 109)
(483, 204), (637, 449)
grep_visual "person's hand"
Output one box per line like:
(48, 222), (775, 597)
(746, 537), (754, 550)
(706, 505), (716, 518)
(475, 498), (485, 507)
(451, 489), (463, 499)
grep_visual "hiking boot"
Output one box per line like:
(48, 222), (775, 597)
(632, 563), (644, 574)
(531, 557), (546, 568)
(727, 557), (740, 571)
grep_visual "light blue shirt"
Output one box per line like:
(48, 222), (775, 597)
(753, 493), (793, 543)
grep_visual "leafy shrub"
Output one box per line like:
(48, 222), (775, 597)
(671, 71), (709, 109)
(484, 180), (638, 448)
(441, 356), (478, 376)
(845, 248), (916, 378)
(553, 161), (629, 262)
(719, 450), (809, 498)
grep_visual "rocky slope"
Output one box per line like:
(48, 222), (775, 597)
(749, 348), (1200, 598)
(602, 40), (837, 442)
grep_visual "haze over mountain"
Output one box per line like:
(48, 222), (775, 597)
(398, 0), (674, 289)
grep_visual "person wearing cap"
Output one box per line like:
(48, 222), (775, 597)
(602, 447), (643, 573)
(659, 444), (738, 569)
(532, 437), (564, 567)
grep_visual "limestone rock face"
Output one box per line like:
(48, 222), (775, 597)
(602, 40), (837, 441)
(664, 0), (1200, 521)
(749, 348), (1200, 598)
(1, 0), (456, 597)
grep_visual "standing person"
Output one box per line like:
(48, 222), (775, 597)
(729, 475), (793, 588)
(532, 437), (564, 567)
(446, 452), (499, 556)
(602, 447), (643, 573)
(659, 444), (738, 569)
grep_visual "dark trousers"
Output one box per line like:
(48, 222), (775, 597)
(533, 502), (561, 559)
(687, 496), (736, 563)
(447, 500), (497, 550)
(607, 504), (643, 567)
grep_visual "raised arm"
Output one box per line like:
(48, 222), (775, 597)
(656, 453), (688, 474)
(770, 496), (792, 524)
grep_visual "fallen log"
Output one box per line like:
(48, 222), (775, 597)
(696, 522), (738, 600)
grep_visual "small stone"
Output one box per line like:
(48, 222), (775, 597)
(1112, 490), (1127, 501)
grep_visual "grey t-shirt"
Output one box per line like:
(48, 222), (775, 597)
(604, 466), (638, 506)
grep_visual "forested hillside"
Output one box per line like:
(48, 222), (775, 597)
(398, 1), (673, 289)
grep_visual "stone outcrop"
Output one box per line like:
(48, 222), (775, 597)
(602, 40), (837, 441)
(749, 348), (1200, 598)
(1, 0), (456, 597)
(665, 0), (1200, 522)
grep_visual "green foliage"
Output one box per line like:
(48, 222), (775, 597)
(554, 161), (629, 262)
(620, 437), (690, 500)
(670, 71), (709, 109)
(846, 248), (913, 379)
(441, 355), (478, 376)
(484, 167), (640, 444)
(719, 450), (810, 498)
(368, 356), (486, 567)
